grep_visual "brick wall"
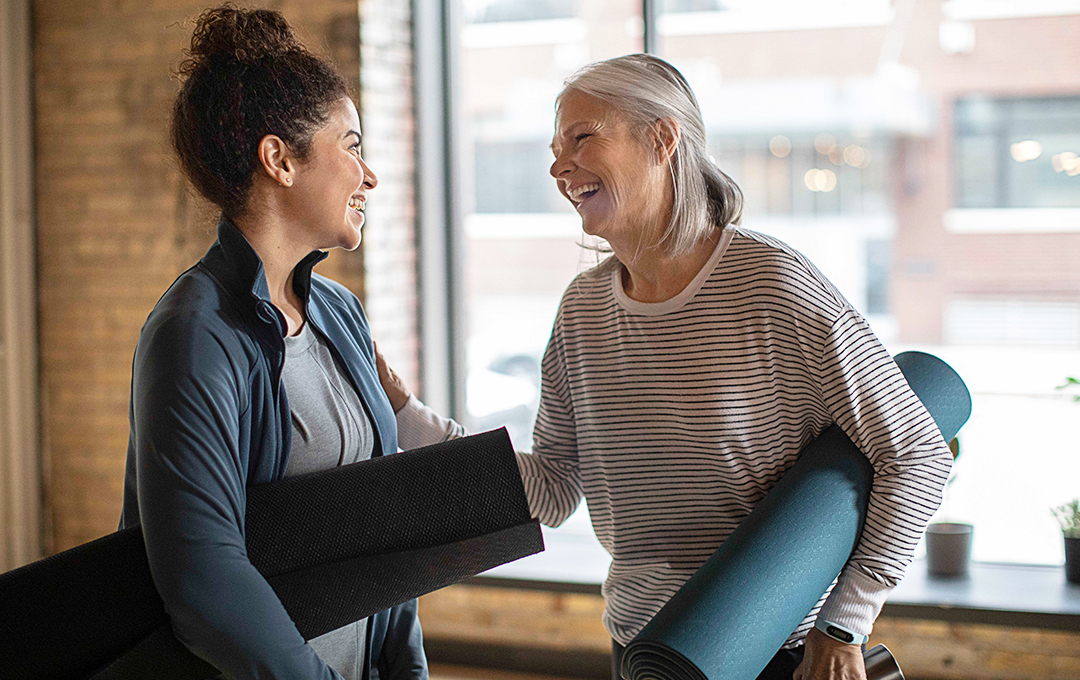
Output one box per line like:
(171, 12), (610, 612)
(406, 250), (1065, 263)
(890, 2), (1080, 344)
(358, 0), (421, 392)
(870, 617), (1080, 680)
(33, 0), (375, 553)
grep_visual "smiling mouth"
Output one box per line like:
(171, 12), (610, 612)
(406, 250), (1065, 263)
(567, 183), (601, 204)
(348, 196), (365, 214)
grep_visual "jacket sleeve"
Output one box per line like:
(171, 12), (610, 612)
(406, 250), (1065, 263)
(131, 315), (341, 680)
(372, 599), (428, 680)
(814, 306), (954, 634)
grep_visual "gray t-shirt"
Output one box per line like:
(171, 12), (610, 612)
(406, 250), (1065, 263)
(282, 322), (374, 679)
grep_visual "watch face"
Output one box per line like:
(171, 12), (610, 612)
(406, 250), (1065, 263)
(825, 625), (855, 643)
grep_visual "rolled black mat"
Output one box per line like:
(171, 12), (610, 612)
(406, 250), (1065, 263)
(0, 428), (543, 680)
(620, 351), (971, 680)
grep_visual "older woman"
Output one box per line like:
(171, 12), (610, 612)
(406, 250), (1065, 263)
(383, 54), (951, 680)
(119, 7), (425, 680)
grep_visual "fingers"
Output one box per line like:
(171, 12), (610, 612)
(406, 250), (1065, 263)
(373, 341), (412, 412)
(374, 342), (391, 382)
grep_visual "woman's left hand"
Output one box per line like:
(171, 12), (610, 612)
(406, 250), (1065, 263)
(793, 627), (867, 680)
(375, 342), (412, 413)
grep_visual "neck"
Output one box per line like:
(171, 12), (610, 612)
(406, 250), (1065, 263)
(233, 207), (309, 335)
(618, 227), (720, 304)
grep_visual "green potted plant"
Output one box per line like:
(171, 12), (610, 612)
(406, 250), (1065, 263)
(1052, 500), (1080, 584)
(1054, 377), (1079, 584)
(926, 437), (973, 577)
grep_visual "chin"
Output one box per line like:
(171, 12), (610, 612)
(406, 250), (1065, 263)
(341, 232), (362, 251)
(339, 215), (364, 251)
(579, 216), (609, 239)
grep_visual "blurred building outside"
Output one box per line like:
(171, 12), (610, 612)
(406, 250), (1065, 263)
(453, 0), (1080, 575)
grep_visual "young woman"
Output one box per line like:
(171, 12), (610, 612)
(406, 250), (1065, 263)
(119, 7), (426, 679)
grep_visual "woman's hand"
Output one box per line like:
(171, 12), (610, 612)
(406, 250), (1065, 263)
(374, 342), (412, 413)
(793, 627), (867, 680)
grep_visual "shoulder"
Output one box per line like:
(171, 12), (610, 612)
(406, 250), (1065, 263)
(723, 227), (825, 277)
(717, 227), (848, 315)
(135, 265), (255, 382)
(309, 272), (368, 325)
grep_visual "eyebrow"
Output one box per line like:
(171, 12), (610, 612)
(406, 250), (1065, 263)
(345, 130), (361, 143)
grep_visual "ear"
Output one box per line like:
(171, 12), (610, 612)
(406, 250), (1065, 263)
(257, 134), (295, 187)
(652, 117), (681, 164)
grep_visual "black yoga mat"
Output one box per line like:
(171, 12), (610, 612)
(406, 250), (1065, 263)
(620, 351), (972, 680)
(0, 428), (543, 680)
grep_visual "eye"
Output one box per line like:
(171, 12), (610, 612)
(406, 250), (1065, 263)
(349, 142), (361, 157)
(576, 133), (592, 142)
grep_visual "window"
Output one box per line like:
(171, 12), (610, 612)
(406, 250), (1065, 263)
(954, 95), (1080, 209)
(473, 139), (570, 214)
(415, 1), (1080, 575)
(657, 0), (894, 36)
(714, 134), (891, 217)
(454, 0), (644, 572)
(464, 0), (574, 23)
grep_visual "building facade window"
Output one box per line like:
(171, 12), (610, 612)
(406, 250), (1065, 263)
(954, 95), (1080, 209)
(715, 134), (891, 218)
(464, 0), (574, 23)
(473, 139), (571, 214)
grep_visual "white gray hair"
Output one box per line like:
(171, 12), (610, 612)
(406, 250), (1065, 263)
(559, 53), (742, 257)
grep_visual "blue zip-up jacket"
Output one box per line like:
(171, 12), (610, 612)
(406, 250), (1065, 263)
(120, 217), (426, 680)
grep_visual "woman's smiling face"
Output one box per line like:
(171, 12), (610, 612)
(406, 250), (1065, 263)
(288, 97), (377, 252)
(549, 89), (672, 250)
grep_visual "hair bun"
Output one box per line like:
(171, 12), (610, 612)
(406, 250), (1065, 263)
(184, 6), (302, 70)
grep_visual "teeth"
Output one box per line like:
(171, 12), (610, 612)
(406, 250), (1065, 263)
(567, 183), (601, 202)
(348, 197), (365, 211)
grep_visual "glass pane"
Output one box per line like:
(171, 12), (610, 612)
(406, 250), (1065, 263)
(657, 7), (1080, 567)
(457, 0), (643, 576)
(955, 95), (1080, 209)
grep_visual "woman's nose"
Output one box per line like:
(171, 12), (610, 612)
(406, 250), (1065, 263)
(549, 151), (572, 179)
(362, 159), (378, 189)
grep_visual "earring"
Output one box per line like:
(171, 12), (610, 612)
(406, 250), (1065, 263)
(282, 177), (292, 187)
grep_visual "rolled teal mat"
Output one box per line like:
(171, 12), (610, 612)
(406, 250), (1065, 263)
(620, 351), (971, 680)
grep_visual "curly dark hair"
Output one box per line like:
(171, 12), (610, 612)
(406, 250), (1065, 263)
(171, 5), (349, 217)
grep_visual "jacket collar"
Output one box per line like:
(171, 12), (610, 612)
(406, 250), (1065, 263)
(207, 216), (330, 315)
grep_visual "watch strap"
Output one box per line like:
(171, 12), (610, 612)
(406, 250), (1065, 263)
(814, 618), (869, 645)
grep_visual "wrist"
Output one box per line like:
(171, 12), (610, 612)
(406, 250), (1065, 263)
(814, 619), (868, 646)
(390, 390), (411, 414)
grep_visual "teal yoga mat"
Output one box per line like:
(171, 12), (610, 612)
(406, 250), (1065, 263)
(620, 351), (971, 680)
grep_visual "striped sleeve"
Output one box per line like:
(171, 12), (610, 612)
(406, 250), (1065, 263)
(395, 394), (467, 450)
(815, 306), (954, 634)
(515, 305), (585, 527)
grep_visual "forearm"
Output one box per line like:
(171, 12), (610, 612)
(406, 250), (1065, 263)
(394, 394), (467, 450)
(816, 565), (892, 636)
(818, 310), (953, 633)
(159, 548), (338, 680)
(139, 457), (338, 679)
(515, 450), (584, 527)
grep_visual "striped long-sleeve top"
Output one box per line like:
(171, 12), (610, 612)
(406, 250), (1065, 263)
(396, 226), (952, 647)
(513, 226), (952, 646)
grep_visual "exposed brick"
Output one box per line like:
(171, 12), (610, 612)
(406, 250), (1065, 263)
(355, 0), (420, 391)
(34, 0), (370, 553)
(1052, 655), (1080, 680)
(982, 650), (1053, 679)
(419, 585), (610, 653)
